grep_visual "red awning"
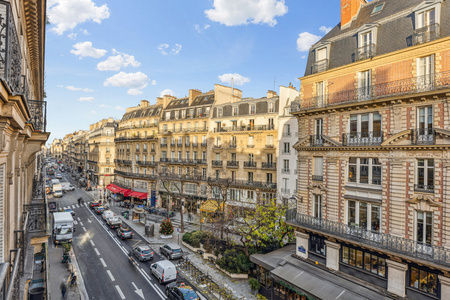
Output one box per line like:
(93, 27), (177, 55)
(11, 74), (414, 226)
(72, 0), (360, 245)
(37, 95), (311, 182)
(106, 184), (121, 193)
(129, 191), (147, 200)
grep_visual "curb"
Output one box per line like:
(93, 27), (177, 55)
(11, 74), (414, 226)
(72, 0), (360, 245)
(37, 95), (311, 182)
(70, 248), (89, 300)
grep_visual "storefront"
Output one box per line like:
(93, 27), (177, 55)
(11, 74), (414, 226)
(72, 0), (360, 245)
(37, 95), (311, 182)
(129, 191), (148, 206)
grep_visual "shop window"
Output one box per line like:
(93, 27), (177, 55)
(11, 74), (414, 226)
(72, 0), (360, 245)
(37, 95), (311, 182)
(341, 245), (386, 277)
(409, 265), (438, 296)
(309, 234), (326, 256)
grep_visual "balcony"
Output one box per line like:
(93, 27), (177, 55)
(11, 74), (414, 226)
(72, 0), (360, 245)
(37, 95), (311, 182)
(115, 170), (157, 180)
(414, 183), (434, 194)
(310, 135), (324, 147)
(411, 129), (436, 145)
(212, 160), (223, 167)
(413, 23), (440, 46)
(312, 175), (323, 181)
(136, 161), (157, 167)
(262, 162), (276, 170)
(208, 178), (277, 191)
(185, 142), (190, 147)
(201, 142), (207, 147)
(114, 136), (157, 142)
(170, 143), (175, 147)
(28, 100), (47, 132)
(342, 131), (383, 146)
(227, 161), (239, 168)
(213, 144), (222, 149)
(265, 144), (275, 150)
(192, 142), (198, 147)
(355, 43), (376, 61)
(177, 142), (182, 147)
(214, 125), (275, 133)
(312, 59), (329, 74)
(160, 143), (167, 148)
(291, 71), (450, 112)
(282, 168), (290, 174)
(244, 161), (257, 168)
(286, 210), (450, 267)
(160, 158), (169, 163)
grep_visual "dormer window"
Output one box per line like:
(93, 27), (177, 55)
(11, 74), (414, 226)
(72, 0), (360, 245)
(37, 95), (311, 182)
(313, 47), (328, 73)
(413, 3), (441, 45)
(357, 28), (376, 61)
(232, 106), (238, 116)
(371, 3), (384, 15)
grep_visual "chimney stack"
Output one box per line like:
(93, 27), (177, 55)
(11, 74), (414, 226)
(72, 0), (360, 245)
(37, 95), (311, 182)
(267, 90), (278, 98)
(341, 0), (366, 28)
(189, 89), (202, 105)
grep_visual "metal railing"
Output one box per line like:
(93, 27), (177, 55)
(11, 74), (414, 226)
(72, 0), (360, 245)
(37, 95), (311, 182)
(28, 100), (47, 132)
(310, 135), (324, 147)
(208, 177), (277, 190)
(136, 161), (157, 167)
(312, 59), (329, 74)
(414, 184), (434, 194)
(355, 43), (376, 61)
(411, 129), (436, 145)
(413, 23), (440, 45)
(114, 170), (157, 180)
(282, 168), (290, 174)
(114, 136), (157, 142)
(262, 162), (276, 169)
(211, 160), (222, 167)
(227, 161), (239, 168)
(286, 210), (450, 267)
(292, 71), (450, 112)
(244, 161), (256, 168)
(342, 131), (383, 146)
(213, 124), (274, 133)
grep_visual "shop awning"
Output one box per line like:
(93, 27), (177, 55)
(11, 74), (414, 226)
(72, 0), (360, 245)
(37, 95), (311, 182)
(129, 191), (147, 200)
(106, 184), (121, 193)
(200, 200), (222, 213)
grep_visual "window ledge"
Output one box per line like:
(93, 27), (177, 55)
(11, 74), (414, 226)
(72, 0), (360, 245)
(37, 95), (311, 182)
(345, 183), (382, 192)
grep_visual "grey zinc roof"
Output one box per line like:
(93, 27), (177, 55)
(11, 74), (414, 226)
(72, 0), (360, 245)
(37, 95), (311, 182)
(304, 0), (450, 76)
(121, 104), (162, 121)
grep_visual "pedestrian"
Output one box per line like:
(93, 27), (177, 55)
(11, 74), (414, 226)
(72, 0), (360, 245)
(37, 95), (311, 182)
(60, 281), (67, 299)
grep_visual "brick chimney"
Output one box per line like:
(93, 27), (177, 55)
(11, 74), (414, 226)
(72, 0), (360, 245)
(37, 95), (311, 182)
(267, 90), (277, 98)
(341, 0), (366, 28)
(189, 89), (202, 105)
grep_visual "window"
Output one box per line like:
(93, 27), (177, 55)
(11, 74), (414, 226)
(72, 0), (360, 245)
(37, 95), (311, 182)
(347, 200), (381, 232)
(316, 81), (325, 107)
(315, 47), (328, 72)
(358, 70), (371, 99)
(417, 106), (433, 136)
(248, 136), (254, 147)
(232, 106), (238, 116)
(409, 265), (438, 296)
(268, 102), (274, 113)
(309, 234), (326, 256)
(266, 135), (273, 146)
(316, 47), (327, 62)
(348, 157), (381, 186)
(284, 124), (291, 136)
(315, 119), (323, 136)
(217, 107), (223, 117)
(417, 8), (436, 29)
(313, 157), (323, 179)
(283, 159), (289, 172)
(417, 159), (434, 191)
(249, 119), (255, 129)
(283, 142), (290, 154)
(416, 211), (432, 245)
(371, 3), (384, 14)
(266, 173), (272, 184)
(248, 153), (254, 163)
(268, 118), (274, 129)
(248, 172), (254, 182)
(417, 55), (434, 90)
(313, 194), (322, 219)
(202, 151), (207, 161)
(250, 104), (256, 115)
(341, 245), (386, 277)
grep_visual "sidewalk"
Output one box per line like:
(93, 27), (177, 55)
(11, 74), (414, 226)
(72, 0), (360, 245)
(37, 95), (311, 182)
(108, 205), (255, 300)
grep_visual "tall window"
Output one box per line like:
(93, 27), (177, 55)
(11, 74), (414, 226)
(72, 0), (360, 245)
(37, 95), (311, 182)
(284, 124), (291, 136)
(417, 8), (435, 29)
(309, 235), (326, 257)
(313, 157), (323, 180)
(315, 119), (323, 136)
(248, 172), (254, 182)
(417, 55), (434, 90)
(409, 265), (438, 296)
(268, 102), (275, 113)
(418, 106), (433, 136)
(348, 158), (381, 185)
(250, 104), (256, 115)
(315, 47), (328, 72)
(416, 211), (432, 245)
(248, 153), (254, 162)
(283, 142), (290, 154)
(358, 70), (371, 99)
(248, 136), (254, 147)
(313, 194), (322, 219)
(316, 81), (325, 107)
(266, 173), (273, 184)
(266, 135), (273, 146)
(283, 159), (289, 172)
(232, 106), (238, 116)
(349, 112), (381, 140)
(417, 159), (434, 191)
(347, 200), (381, 232)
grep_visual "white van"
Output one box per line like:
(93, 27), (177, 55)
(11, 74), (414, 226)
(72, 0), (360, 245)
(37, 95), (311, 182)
(102, 210), (115, 221)
(150, 260), (177, 284)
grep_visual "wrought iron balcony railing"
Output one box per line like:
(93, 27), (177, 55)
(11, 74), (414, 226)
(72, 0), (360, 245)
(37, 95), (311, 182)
(136, 161), (157, 167)
(411, 128), (436, 145)
(310, 135), (324, 147)
(114, 170), (157, 180)
(342, 131), (383, 146)
(262, 162), (276, 169)
(212, 160), (222, 167)
(355, 43), (376, 61)
(201, 142), (207, 147)
(413, 23), (440, 46)
(244, 161), (257, 168)
(286, 210), (449, 267)
(214, 124), (275, 133)
(227, 161), (239, 168)
(292, 71), (450, 112)
(414, 183), (434, 193)
(208, 177), (277, 191)
(312, 59), (329, 74)
(28, 100), (47, 132)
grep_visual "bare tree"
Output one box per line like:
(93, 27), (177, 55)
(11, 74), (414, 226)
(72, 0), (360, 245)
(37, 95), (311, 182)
(158, 172), (185, 233)
(205, 176), (234, 240)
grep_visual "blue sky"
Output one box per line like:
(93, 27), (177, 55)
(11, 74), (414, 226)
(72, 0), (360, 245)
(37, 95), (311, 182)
(46, 0), (341, 142)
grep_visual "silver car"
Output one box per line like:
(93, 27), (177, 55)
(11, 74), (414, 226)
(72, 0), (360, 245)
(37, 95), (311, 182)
(160, 243), (183, 260)
(133, 245), (154, 261)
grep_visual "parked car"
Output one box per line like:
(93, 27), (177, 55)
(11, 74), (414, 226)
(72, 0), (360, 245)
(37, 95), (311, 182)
(106, 216), (122, 229)
(150, 260), (177, 284)
(166, 283), (199, 300)
(116, 226), (133, 239)
(95, 206), (105, 215)
(160, 243), (183, 260)
(55, 173), (62, 179)
(133, 245), (154, 261)
(102, 210), (115, 221)
(90, 201), (101, 208)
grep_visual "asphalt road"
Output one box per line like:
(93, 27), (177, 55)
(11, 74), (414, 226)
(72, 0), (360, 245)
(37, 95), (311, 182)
(51, 172), (175, 300)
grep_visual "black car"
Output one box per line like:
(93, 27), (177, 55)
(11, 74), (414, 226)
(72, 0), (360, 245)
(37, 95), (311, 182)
(166, 283), (199, 300)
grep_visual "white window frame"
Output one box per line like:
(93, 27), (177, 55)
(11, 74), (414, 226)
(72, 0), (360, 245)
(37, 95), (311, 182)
(232, 106), (238, 116)
(414, 3), (440, 29)
(313, 157), (323, 177)
(416, 55), (435, 90)
(347, 157), (382, 186)
(358, 70), (372, 100)
(346, 200), (381, 232)
(313, 194), (322, 219)
(250, 104), (256, 115)
(416, 158), (434, 190)
(316, 81), (325, 107)
(415, 210), (433, 245)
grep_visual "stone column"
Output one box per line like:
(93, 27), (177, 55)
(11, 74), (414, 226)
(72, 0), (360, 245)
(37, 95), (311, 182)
(295, 231), (309, 259)
(439, 275), (450, 299)
(386, 259), (407, 297)
(325, 240), (340, 271)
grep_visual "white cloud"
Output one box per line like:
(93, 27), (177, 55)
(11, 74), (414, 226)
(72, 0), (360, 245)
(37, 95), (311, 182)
(218, 73), (250, 86)
(82, 29), (90, 35)
(97, 49), (141, 71)
(158, 43), (182, 55)
(151, 80), (157, 86)
(103, 72), (149, 95)
(205, 0), (288, 27)
(67, 32), (77, 40)
(78, 96), (94, 102)
(296, 32), (321, 52)
(61, 85), (94, 92)
(115, 105), (125, 111)
(160, 89), (175, 97)
(70, 41), (107, 58)
(194, 24), (211, 33)
(319, 25), (332, 34)
(48, 0), (110, 35)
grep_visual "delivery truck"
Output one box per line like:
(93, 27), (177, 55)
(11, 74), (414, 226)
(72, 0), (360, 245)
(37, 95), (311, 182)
(53, 212), (73, 244)
(53, 183), (63, 198)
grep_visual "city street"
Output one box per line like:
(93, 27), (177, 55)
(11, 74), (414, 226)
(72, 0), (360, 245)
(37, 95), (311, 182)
(52, 173), (171, 300)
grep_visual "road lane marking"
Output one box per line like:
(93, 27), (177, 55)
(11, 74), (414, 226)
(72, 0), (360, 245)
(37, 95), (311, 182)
(115, 285), (125, 299)
(89, 240), (95, 247)
(82, 226), (86, 232)
(80, 221), (84, 226)
(76, 204), (80, 208)
(100, 258), (107, 268)
(77, 217), (81, 221)
(72, 205), (75, 209)
(94, 248), (100, 256)
(87, 219), (92, 223)
(107, 270), (115, 282)
(73, 220), (78, 225)
(132, 282), (138, 289)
